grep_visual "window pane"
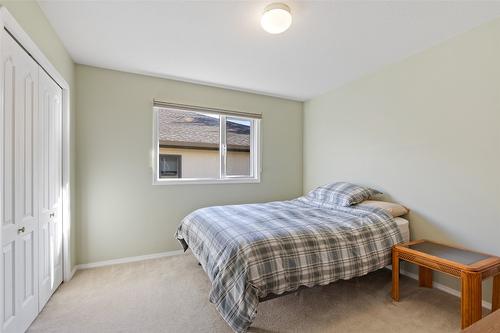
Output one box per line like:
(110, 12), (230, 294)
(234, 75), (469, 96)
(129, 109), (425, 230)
(159, 155), (181, 178)
(158, 108), (220, 179)
(226, 117), (251, 176)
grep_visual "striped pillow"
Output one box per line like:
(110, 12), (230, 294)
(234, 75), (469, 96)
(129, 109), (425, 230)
(304, 182), (381, 207)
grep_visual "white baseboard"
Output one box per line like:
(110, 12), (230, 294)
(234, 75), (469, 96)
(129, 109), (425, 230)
(75, 250), (185, 270)
(69, 266), (77, 280)
(387, 265), (492, 310)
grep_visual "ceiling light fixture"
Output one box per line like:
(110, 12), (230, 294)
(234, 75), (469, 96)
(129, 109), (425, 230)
(261, 3), (292, 34)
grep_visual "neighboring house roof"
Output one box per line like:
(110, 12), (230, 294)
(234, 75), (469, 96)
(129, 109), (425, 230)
(158, 108), (250, 151)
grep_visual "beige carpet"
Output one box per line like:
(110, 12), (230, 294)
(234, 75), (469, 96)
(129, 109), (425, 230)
(29, 253), (471, 332)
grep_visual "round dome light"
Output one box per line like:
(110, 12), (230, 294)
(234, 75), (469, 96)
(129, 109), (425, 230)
(261, 3), (292, 34)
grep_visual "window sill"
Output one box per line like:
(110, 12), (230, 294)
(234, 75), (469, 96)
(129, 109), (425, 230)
(152, 177), (261, 185)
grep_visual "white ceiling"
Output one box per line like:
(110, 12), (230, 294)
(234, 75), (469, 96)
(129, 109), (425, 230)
(38, 1), (500, 101)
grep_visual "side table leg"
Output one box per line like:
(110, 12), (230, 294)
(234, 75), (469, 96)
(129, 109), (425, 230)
(493, 274), (500, 312)
(419, 266), (433, 288)
(461, 271), (482, 329)
(391, 250), (400, 301)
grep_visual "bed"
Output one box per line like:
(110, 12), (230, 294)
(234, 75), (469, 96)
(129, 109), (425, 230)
(394, 217), (410, 243)
(175, 186), (405, 333)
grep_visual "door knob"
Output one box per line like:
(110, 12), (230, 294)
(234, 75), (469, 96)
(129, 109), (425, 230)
(17, 226), (25, 233)
(50, 213), (55, 218)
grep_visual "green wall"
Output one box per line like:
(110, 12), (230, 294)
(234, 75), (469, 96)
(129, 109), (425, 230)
(303, 18), (500, 303)
(0, 1), (77, 270)
(5, 3), (499, 308)
(75, 65), (303, 264)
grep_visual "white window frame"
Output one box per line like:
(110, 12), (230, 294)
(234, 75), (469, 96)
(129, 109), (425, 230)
(152, 104), (261, 185)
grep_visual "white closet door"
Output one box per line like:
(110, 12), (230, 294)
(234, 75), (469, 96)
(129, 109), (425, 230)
(38, 68), (63, 310)
(1, 31), (39, 333)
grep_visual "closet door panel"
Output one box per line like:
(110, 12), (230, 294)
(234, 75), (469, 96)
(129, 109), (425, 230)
(38, 80), (51, 304)
(1, 31), (39, 333)
(39, 215), (50, 294)
(1, 35), (18, 333)
(53, 88), (62, 278)
(20, 231), (35, 302)
(2, 56), (14, 229)
(2, 242), (15, 331)
(22, 74), (35, 222)
(2, 33), (17, 333)
(15, 38), (39, 333)
(38, 68), (63, 310)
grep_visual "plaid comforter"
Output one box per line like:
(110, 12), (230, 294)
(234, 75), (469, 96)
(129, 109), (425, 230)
(175, 198), (403, 332)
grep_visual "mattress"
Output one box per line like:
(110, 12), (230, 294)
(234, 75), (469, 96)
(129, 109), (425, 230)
(394, 217), (410, 243)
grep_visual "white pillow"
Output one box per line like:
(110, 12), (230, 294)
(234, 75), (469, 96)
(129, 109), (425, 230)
(357, 200), (409, 217)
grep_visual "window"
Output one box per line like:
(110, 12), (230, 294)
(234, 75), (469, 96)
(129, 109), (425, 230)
(159, 154), (182, 178)
(153, 101), (261, 184)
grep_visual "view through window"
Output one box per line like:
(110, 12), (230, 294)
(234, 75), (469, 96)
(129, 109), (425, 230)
(154, 106), (260, 183)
